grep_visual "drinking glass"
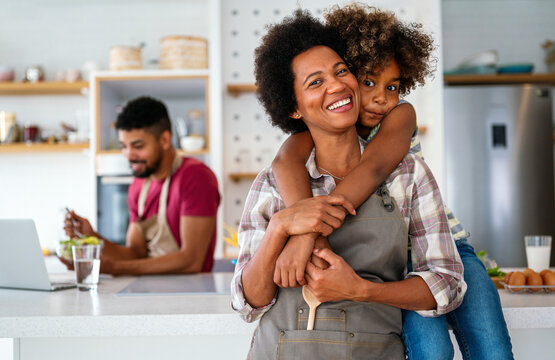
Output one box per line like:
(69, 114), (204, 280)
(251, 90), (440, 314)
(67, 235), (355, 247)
(72, 244), (101, 291)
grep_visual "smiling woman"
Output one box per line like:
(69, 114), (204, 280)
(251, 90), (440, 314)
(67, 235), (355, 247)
(231, 9), (465, 360)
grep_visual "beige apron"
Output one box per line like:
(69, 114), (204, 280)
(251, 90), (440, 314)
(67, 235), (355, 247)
(136, 155), (182, 258)
(249, 185), (408, 360)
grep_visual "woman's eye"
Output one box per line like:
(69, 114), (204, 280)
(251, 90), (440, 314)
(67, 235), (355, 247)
(362, 80), (374, 87)
(337, 68), (348, 75)
(309, 79), (321, 87)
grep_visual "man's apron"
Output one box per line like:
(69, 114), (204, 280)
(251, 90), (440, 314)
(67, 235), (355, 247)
(136, 156), (182, 258)
(249, 185), (408, 360)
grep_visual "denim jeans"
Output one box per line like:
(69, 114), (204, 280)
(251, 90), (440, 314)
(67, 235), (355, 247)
(402, 239), (514, 360)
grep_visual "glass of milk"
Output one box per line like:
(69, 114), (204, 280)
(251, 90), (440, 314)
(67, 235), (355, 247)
(524, 235), (552, 272)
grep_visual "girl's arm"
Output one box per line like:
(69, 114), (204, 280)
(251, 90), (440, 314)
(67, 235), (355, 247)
(333, 103), (417, 207)
(272, 131), (314, 207)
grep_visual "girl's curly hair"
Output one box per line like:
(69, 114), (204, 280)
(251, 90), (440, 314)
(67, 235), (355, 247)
(325, 3), (436, 95)
(254, 9), (346, 134)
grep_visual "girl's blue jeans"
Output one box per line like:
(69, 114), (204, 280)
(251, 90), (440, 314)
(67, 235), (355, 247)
(402, 239), (514, 360)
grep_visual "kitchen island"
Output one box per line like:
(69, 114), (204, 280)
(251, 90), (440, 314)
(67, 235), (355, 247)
(1, 263), (555, 360)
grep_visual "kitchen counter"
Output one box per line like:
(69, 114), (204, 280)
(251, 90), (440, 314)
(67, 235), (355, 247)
(1, 262), (555, 359)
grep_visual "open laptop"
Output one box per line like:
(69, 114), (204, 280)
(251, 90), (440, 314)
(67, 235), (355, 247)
(0, 219), (75, 291)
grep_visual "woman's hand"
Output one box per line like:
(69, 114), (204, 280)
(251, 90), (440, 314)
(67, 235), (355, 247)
(305, 247), (364, 303)
(271, 195), (355, 238)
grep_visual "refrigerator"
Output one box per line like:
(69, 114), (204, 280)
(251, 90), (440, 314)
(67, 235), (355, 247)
(444, 85), (555, 267)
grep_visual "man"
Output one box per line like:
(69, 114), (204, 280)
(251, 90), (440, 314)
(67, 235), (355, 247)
(63, 96), (220, 275)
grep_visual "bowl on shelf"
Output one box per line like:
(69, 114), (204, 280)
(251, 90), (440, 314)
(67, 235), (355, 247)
(180, 135), (205, 152)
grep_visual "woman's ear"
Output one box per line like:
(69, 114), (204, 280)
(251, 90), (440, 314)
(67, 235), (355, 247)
(290, 112), (302, 120)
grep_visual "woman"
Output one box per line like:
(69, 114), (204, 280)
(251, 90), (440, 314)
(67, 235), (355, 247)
(231, 10), (465, 359)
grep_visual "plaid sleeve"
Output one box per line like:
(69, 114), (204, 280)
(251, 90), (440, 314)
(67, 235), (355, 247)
(404, 156), (467, 317)
(231, 168), (283, 322)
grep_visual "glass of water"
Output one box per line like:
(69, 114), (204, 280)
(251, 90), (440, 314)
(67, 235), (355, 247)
(72, 244), (101, 291)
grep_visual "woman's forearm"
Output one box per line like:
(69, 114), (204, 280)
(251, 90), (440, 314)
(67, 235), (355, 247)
(241, 221), (289, 308)
(356, 276), (436, 311)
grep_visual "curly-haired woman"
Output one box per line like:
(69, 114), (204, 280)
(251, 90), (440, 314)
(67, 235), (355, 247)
(231, 9), (465, 359)
(271, 4), (513, 360)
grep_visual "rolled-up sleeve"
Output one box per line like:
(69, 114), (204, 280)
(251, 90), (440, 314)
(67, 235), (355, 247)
(405, 157), (466, 317)
(230, 168), (282, 322)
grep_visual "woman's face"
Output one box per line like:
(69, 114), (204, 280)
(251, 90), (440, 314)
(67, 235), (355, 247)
(358, 59), (401, 128)
(291, 46), (360, 134)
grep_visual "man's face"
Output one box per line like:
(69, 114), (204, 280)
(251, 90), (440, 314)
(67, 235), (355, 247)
(118, 129), (163, 178)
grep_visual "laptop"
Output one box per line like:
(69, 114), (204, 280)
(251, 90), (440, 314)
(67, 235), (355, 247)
(0, 219), (75, 291)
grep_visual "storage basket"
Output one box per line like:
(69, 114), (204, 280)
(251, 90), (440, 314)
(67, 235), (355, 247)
(109, 46), (142, 71)
(159, 35), (208, 69)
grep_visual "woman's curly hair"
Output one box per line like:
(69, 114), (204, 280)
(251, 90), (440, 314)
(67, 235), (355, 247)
(254, 9), (346, 134)
(325, 3), (436, 95)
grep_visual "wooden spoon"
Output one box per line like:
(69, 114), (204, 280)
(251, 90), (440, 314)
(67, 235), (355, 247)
(302, 286), (321, 330)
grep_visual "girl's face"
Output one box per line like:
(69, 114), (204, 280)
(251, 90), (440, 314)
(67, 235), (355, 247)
(291, 46), (360, 135)
(358, 59), (401, 128)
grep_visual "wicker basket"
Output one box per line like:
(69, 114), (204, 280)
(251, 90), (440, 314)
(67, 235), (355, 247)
(109, 46), (142, 71)
(159, 35), (208, 70)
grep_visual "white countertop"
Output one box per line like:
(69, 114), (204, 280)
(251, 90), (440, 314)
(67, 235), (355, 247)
(0, 260), (554, 338)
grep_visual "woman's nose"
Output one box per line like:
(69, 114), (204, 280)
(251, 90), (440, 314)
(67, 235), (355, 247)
(326, 77), (346, 94)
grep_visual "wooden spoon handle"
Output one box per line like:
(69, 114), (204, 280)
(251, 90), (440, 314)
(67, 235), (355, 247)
(307, 306), (316, 330)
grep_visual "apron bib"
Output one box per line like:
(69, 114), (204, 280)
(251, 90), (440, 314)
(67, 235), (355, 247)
(136, 156), (182, 258)
(249, 185), (408, 360)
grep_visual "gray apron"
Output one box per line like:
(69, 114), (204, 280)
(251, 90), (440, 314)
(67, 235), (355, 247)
(136, 155), (182, 258)
(249, 185), (408, 360)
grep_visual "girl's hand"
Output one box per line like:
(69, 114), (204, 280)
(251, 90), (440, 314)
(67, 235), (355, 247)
(274, 233), (316, 287)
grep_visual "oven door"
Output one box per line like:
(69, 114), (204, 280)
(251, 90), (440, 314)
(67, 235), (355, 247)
(97, 176), (132, 245)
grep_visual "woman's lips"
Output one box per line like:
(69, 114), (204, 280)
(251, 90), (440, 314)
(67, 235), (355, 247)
(326, 96), (353, 113)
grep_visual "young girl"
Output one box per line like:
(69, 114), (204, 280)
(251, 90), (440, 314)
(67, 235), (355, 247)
(271, 4), (513, 360)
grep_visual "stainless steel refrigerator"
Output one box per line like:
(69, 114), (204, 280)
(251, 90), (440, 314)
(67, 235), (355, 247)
(444, 85), (555, 267)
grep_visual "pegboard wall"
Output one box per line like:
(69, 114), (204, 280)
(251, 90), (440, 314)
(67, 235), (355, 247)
(220, 0), (443, 255)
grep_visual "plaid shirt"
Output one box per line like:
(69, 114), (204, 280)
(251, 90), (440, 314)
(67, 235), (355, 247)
(368, 100), (469, 240)
(231, 138), (466, 322)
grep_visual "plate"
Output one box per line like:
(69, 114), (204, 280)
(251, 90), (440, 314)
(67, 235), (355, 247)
(500, 281), (555, 293)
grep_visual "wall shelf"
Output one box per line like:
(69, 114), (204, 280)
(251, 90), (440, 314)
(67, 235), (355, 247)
(229, 172), (258, 182)
(226, 83), (257, 97)
(0, 142), (89, 153)
(0, 81), (89, 95)
(444, 73), (555, 85)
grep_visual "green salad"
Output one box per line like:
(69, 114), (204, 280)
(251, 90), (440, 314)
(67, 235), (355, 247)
(476, 250), (506, 277)
(58, 236), (101, 261)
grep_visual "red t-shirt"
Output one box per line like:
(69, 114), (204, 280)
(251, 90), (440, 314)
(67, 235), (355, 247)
(128, 157), (220, 272)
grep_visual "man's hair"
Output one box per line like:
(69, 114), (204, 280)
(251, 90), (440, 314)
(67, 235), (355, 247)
(115, 96), (172, 137)
(325, 4), (436, 95)
(254, 9), (346, 134)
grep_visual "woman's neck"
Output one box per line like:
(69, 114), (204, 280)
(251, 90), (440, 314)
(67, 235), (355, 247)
(312, 127), (361, 180)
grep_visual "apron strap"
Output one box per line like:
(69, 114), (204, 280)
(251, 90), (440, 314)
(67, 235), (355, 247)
(378, 184), (395, 212)
(137, 178), (152, 219)
(156, 155), (183, 224)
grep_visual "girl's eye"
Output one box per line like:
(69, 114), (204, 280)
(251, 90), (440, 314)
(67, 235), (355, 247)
(362, 79), (374, 87)
(387, 84), (398, 91)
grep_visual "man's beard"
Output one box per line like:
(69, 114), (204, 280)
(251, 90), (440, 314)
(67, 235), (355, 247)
(130, 153), (162, 178)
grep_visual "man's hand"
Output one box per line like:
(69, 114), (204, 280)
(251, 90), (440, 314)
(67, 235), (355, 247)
(272, 195), (355, 238)
(274, 233), (316, 288)
(64, 210), (95, 239)
(311, 236), (331, 269)
(305, 247), (364, 303)
(57, 256), (74, 271)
